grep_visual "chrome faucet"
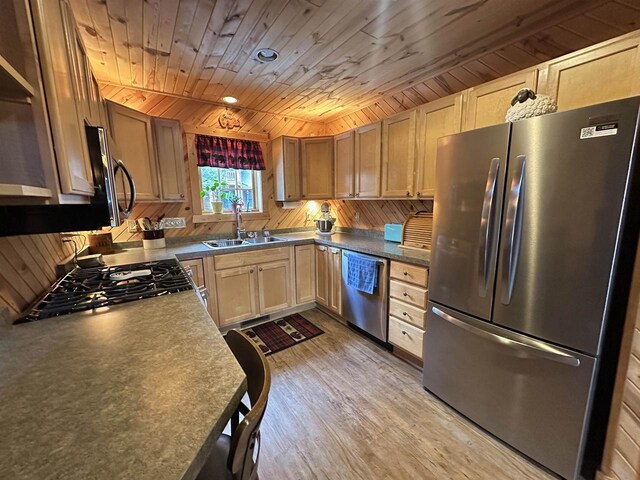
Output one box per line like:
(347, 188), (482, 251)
(235, 207), (245, 240)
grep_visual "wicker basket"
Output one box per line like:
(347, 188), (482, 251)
(399, 211), (433, 251)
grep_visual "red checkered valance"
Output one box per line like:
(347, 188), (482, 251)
(195, 134), (265, 171)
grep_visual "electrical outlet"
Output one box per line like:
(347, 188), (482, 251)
(305, 212), (313, 222)
(127, 220), (138, 233)
(355, 212), (360, 222)
(163, 217), (186, 229)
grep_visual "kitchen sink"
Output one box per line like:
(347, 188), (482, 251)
(202, 237), (288, 249)
(203, 239), (249, 249)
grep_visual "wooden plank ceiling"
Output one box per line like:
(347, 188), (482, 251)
(72, 0), (640, 126)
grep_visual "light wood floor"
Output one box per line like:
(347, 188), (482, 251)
(259, 309), (555, 480)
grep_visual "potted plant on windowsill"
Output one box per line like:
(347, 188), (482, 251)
(200, 179), (228, 214)
(229, 194), (244, 214)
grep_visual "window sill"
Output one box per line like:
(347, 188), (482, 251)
(193, 212), (270, 224)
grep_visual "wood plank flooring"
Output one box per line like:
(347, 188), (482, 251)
(259, 309), (555, 480)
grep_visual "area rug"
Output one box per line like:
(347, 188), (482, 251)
(242, 314), (324, 356)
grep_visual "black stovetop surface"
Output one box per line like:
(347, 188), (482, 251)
(18, 259), (192, 323)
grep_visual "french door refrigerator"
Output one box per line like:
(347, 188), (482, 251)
(423, 97), (640, 480)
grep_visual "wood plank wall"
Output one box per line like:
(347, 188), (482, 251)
(0, 234), (76, 320)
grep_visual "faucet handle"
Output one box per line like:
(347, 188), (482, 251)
(247, 231), (256, 238)
(263, 230), (270, 238)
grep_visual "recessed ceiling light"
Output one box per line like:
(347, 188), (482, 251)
(255, 48), (279, 63)
(221, 96), (238, 104)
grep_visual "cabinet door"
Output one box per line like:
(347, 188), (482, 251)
(334, 131), (355, 199)
(180, 259), (205, 288)
(272, 136), (301, 201)
(153, 118), (186, 202)
(295, 244), (316, 305)
(464, 69), (538, 131)
(258, 260), (292, 314)
(381, 111), (417, 198)
(539, 36), (640, 112)
(215, 266), (259, 326)
(315, 245), (329, 306)
(415, 93), (464, 198)
(107, 101), (160, 201)
(328, 247), (342, 315)
(301, 137), (333, 199)
(32, 0), (94, 196)
(354, 122), (382, 198)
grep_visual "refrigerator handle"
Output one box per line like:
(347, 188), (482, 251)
(477, 157), (500, 298)
(431, 307), (580, 367)
(501, 155), (526, 305)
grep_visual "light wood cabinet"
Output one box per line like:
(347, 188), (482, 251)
(315, 245), (329, 306)
(301, 137), (333, 200)
(32, 0), (95, 197)
(464, 69), (538, 131)
(381, 111), (416, 198)
(415, 93), (464, 198)
(334, 131), (355, 199)
(538, 36), (640, 112)
(258, 260), (292, 314)
(107, 101), (186, 203)
(354, 122), (382, 198)
(295, 244), (316, 305)
(389, 317), (424, 359)
(328, 247), (342, 315)
(215, 266), (259, 327)
(152, 118), (186, 201)
(107, 101), (160, 202)
(272, 136), (301, 201)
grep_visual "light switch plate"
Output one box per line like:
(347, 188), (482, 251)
(163, 217), (186, 229)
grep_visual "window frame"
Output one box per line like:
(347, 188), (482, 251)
(198, 166), (263, 214)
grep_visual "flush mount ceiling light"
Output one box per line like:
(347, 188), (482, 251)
(255, 48), (279, 63)
(221, 96), (238, 104)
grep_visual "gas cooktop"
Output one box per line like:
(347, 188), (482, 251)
(18, 259), (192, 323)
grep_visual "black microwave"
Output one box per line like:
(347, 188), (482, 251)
(0, 126), (135, 237)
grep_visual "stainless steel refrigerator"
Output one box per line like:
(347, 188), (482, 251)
(423, 97), (640, 480)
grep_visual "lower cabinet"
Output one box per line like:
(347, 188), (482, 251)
(388, 261), (429, 362)
(295, 244), (316, 304)
(257, 260), (292, 314)
(215, 266), (259, 326)
(315, 245), (341, 315)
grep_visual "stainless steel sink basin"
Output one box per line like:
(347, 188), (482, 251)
(247, 237), (287, 244)
(203, 239), (249, 249)
(202, 237), (288, 249)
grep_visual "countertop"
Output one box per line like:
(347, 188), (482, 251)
(104, 232), (431, 267)
(0, 290), (246, 480)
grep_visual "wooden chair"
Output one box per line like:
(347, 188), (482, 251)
(197, 330), (271, 480)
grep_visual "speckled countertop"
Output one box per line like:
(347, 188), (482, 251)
(0, 291), (246, 480)
(104, 232), (431, 266)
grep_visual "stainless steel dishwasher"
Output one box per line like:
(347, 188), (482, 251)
(341, 250), (389, 342)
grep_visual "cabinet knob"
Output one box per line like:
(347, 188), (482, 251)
(417, 192), (421, 197)
(403, 271), (408, 276)
(349, 193), (354, 197)
(302, 194), (306, 198)
(402, 311), (408, 316)
(287, 195), (291, 198)
(259, 267), (263, 272)
(406, 191), (411, 196)
(403, 292), (408, 297)
(250, 269), (254, 273)
(355, 193), (360, 197)
(180, 194), (185, 198)
(402, 330), (408, 336)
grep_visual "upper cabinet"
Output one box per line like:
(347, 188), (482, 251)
(538, 36), (640, 112)
(301, 137), (333, 200)
(354, 122), (382, 198)
(334, 131), (355, 199)
(272, 136), (301, 202)
(153, 118), (186, 202)
(464, 69), (538, 131)
(381, 111), (416, 198)
(415, 94), (464, 198)
(31, 0), (96, 197)
(107, 101), (185, 203)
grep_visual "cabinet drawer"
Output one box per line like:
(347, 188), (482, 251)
(215, 247), (290, 270)
(390, 261), (429, 287)
(389, 298), (427, 329)
(389, 280), (428, 309)
(389, 317), (424, 359)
